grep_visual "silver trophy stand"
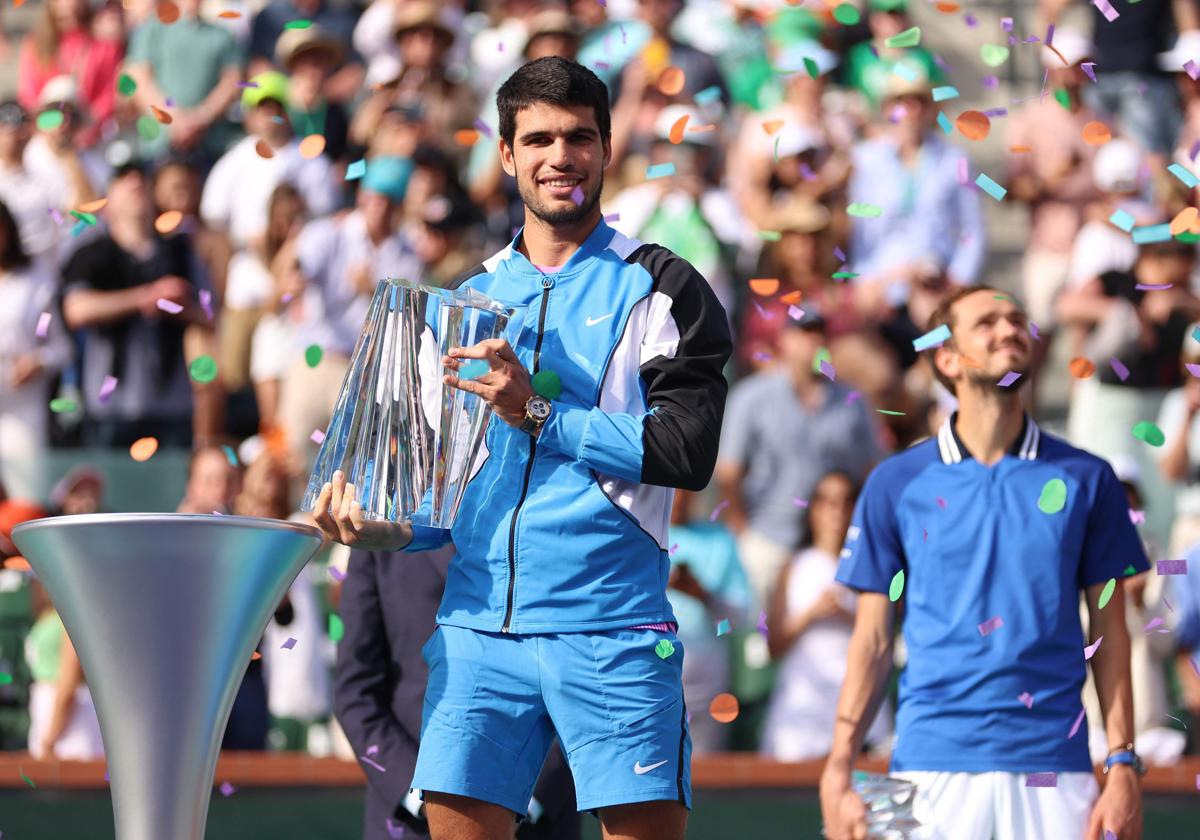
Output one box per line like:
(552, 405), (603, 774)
(11, 513), (323, 840)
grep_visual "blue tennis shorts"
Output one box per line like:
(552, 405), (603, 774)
(411, 623), (693, 816)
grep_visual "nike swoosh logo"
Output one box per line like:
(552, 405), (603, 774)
(586, 313), (615, 327)
(633, 760), (669, 775)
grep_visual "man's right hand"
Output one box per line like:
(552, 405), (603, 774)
(819, 764), (868, 840)
(312, 469), (414, 551)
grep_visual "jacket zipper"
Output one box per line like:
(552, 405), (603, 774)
(502, 274), (554, 632)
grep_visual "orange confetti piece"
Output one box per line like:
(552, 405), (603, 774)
(959, 354), (983, 369)
(130, 437), (159, 462)
(217, 9), (242, 17)
(688, 124), (717, 134)
(934, 1), (960, 10)
(956, 110), (991, 141)
(779, 290), (803, 305)
(658, 66), (686, 96)
(155, 210), (183, 234)
(78, 198), (108, 213)
(668, 114), (689, 144)
(298, 134), (327, 158)
(1068, 357), (1095, 379)
(1171, 207), (1198, 236)
(150, 105), (173, 125)
(761, 119), (785, 136)
(1081, 121), (1111, 145)
(1190, 215), (1200, 235)
(709, 693), (740, 724)
(156, 1), (180, 23)
(1009, 145), (1033, 154)
(254, 139), (275, 159)
(13, 0), (26, 7)
(452, 129), (479, 147)
(2, 556), (31, 572)
(251, 651), (262, 661)
(749, 278), (780, 296)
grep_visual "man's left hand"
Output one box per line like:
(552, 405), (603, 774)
(444, 339), (534, 428)
(1084, 766), (1142, 840)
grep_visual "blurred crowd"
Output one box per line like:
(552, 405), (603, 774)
(2, 0), (1200, 770)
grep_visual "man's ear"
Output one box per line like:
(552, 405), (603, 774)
(933, 344), (961, 386)
(499, 139), (516, 178)
(602, 137), (612, 170)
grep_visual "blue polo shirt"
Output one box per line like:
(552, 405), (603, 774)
(836, 413), (1149, 773)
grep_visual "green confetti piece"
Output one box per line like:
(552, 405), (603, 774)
(980, 44), (1010, 67)
(49, 397), (78, 414)
(1098, 578), (1117, 609)
(847, 203), (883, 218)
(889, 569), (905, 602)
(188, 355), (218, 384)
(1131, 421), (1165, 447)
(329, 613), (344, 643)
(833, 3), (860, 25)
(831, 271), (859, 280)
(884, 26), (921, 49)
(1123, 564), (1137, 576)
(69, 210), (97, 226)
(1054, 88), (1070, 110)
(876, 409), (906, 416)
(812, 347), (832, 374)
(137, 115), (162, 140)
(1038, 478), (1067, 514)
(532, 369), (562, 400)
(305, 344), (324, 368)
(20, 767), (37, 788)
(0, 672), (12, 685)
(654, 639), (675, 659)
(36, 110), (64, 131)
(284, 19), (313, 29)
(803, 57), (820, 79)
(757, 230), (782, 242)
(116, 73), (137, 96)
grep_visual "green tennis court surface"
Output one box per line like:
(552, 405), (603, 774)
(1, 788), (1196, 837)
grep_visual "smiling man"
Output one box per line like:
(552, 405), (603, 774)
(313, 57), (731, 840)
(819, 286), (1147, 840)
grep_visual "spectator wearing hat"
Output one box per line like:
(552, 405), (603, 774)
(716, 306), (885, 613)
(275, 156), (423, 472)
(1166, 29), (1200, 182)
(23, 76), (110, 216)
(1006, 30), (1102, 341)
(0, 101), (63, 268)
(842, 0), (943, 111)
(410, 191), (485, 288)
(847, 73), (985, 319)
(48, 465), (106, 517)
(276, 24), (351, 166)
(0, 199), (72, 500)
(124, 0), (243, 163)
(17, 0), (124, 149)
(248, 0), (362, 86)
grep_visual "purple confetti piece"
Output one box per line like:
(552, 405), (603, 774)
(1186, 362), (1200, 377)
(819, 359), (836, 381)
(156, 298), (183, 315)
(35, 311), (50, 337)
(868, 44), (879, 59)
(845, 390), (861, 405)
(936, 496), (948, 509)
(98, 374), (119, 403)
(757, 610), (768, 634)
(281, 293), (294, 304)
(1091, 0), (1119, 21)
(799, 162), (816, 181)
(1081, 62), (1097, 83)
(219, 781), (236, 797)
(1023, 36), (1040, 44)
(1046, 24), (1055, 46)
(932, 53), (951, 73)
(281, 637), (297, 650)
(1068, 707), (1086, 738)
(957, 157), (969, 185)
(386, 819), (407, 839)
(1157, 559), (1188, 575)
(752, 351), (772, 363)
(1025, 772), (1057, 787)
(1029, 322), (1040, 340)
(1109, 357), (1129, 381)
(1189, 140), (1200, 162)
(1008, 35), (1017, 46)
(310, 428), (326, 444)
(982, 108), (1008, 118)
(1136, 282), (1173, 291)
(1195, 774), (1200, 791)
(199, 289), (213, 321)
(1105, 832), (1117, 840)
(360, 755), (387, 773)
(164, 97), (175, 108)
(964, 13), (978, 27)
(751, 300), (769, 318)
(1129, 508), (1145, 524)
(998, 371), (1022, 388)
(571, 185), (584, 205)
(668, 543), (679, 555)
(473, 118), (493, 138)
(834, 245), (846, 262)
(1001, 17), (1013, 31)
(366, 744), (379, 757)
(236, 81), (260, 89)
(1186, 60), (1200, 81)
(49, 208), (64, 225)
(787, 304), (804, 320)
(793, 498), (809, 507)
(982, 75), (999, 89)
(1018, 691), (1034, 709)
(603, 213), (621, 223)
(1084, 636), (1103, 660)
(978, 616), (1004, 637)
(710, 500), (729, 522)
(328, 566), (346, 582)
(1144, 617), (1164, 633)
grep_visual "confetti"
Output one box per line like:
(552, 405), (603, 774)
(329, 613), (344, 643)
(345, 159), (367, 180)
(157, 1), (180, 23)
(889, 569), (905, 602)
(978, 616), (1004, 636)
(1171, 207), (1199, 236)
(1025, 772), (1057, 787)
(980, 44), (1010, 67)
(657, 66), (686, 96)
(956, 110), (991, 140)
(975, 173), (1007, 201)
(218, 10), (242, 18)
(932, 86), (959, 102)
(1091, 0), (1119, 22)
(1186, 61), (1200, 81)
(130, 437), (159, 462)
(1038, 478), (1067, 514)
(1081, 62), (1097, 82)
(19, 767), (36, 789)
(847, 203), (883, 218)
(304, 344), (324, 368)
(188, 355), (218, 384)
(1109, 357), (1129, 381)
(655, 639), (675, 659)
(913, 324), (952, 351)
(34, 311), (51, 338)
(458, 359), (489, 380)
(1168, 163), (1199, 189)
(1108, 209), (1135, 232)
(936, 112), (953, 134)
(199, 289), (213, 321)
(1018, 691), (1034, 709)
(1187, 363), (1200, 377)
(694, 85), (722, 106)
(328, 565), (345, 582)
(69, 210), (97, 226)
(757, 230), (782, 242)
(668, 113), (689, 144)
(0, 672), (12, 685)
(155, 210), (183, 234)
(570, 185), (584, 205)
(709, 692), (739, 723)
(603, 213), (621, 223)
(998, 371), (1021, 387)
(1145, 617), (1165, 633)
(254, 139), (275, 159)
(1158, 559), (1188, 575)
(1131, 421), (1165, 447)
(645, 163), (676, 180)
(1068, 707), (1085, 738)
(709, 500), (729, 522)
(715, 618), (730, 636)
(36, 110), (64, 131)
(749, 278), (780, 295)
(531, 369), (562, 399)
(885, 27), (921, 49)
(833, 3), (860, 25)
(386, 818), (406, 838)
(98, 375), (118, 403)
(136, 115), (162, 141)
(310, 429), (326, 444)
(793, 498), (809, 507)
(284, 18), (313, 29)
(1084, 636), (1103, 660)
(219, 781), (235, 797)
(803, 57), (820, 80)
(49, 397), (77, 414)
(156, 298), (183, 315)
(299, 134), (326, 159)
(1098, 578), (1117, 609)
(150, 105), (173, 125)
(819, 359), (836, 381)
(877, 409), (906, 416)
(222, 445), (238, 466)
(982, 108), (1008, 119)
(1068, 357), (1095, 379)
(281, 637), (297, 650)
(117, 74), (137, 96)
(1081, 121), (1111, 145)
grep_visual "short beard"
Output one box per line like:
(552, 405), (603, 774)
(517, 170), (604, 225)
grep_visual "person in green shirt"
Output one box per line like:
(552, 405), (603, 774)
(842, 0), (943, 111)
(123, 0), (243, 164)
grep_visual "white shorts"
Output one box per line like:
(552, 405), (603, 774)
(891, 770), (1098, 840)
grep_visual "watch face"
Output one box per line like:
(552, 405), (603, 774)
(529, 397), (552, 421)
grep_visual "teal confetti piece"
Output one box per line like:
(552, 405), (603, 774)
(458, 359), (490, 380)
(716, 618), (731, 636)
(891, 62), (919, 82)
(1132, 224), (1172, 244)
(646, 162), (676, 180)
(1108, 209), (1135, 232)
(975, 173), (1007, 201)
(932, 86), (960, 102)
(913, 324), (951, 351)
(1168, 163), (1199, 189)
(936, 112), (953, 134)
(694, 85), (722, 105)
(222, 445), (239, 466)
(889, 569), (905, 602)
(1097, 578), (1117, 609)
(345, 159), (367, 180)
